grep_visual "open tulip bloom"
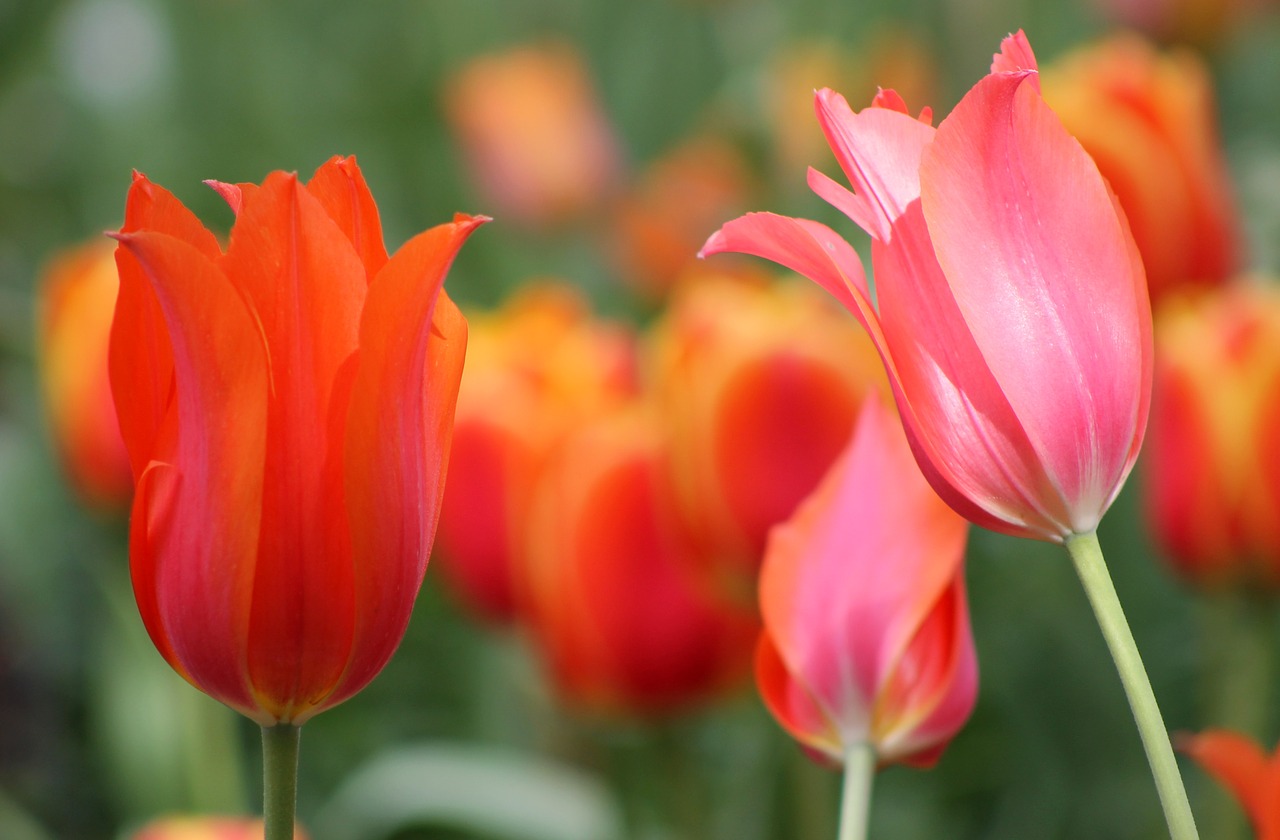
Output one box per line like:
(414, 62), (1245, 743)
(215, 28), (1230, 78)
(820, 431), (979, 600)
(703, 31), (1198, 839)
(109, 156), (485, 840)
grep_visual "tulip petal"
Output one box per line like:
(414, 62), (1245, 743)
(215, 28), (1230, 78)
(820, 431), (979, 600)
(755, 632), (842, 761)
(112, 231), (268, 720)
(1181, 730), (1272, 834)
(111, 172), (222, 481)
(306, 155), (389, 278)
(218, 173), (370, 720)
(699, 212), (873, 323)
(920, 65), (1151, 534)
(813, 88), (936, 242)
(329, 214), (486, 713)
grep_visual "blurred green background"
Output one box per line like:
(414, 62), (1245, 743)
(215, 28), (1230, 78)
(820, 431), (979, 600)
(5, 0), (1280, 838)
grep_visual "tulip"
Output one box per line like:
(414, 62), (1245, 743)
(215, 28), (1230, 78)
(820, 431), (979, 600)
(1042, 34), (1244, 305)
(521, 404), (757, 717)
(35, 239), (133, 510)
(109, 156), (484, 839)
(129, 816), (306, 840)
(756, 397), (974, 840)
(1179, 729), (1280, 840)
(609, 135), (755, 300)
(435, 283), (637, 623)
(444, 42), (620, 229)
(1145, 284), (1280, 588)
(648, 269), (885, 586)
(702, 32), (1197, 838)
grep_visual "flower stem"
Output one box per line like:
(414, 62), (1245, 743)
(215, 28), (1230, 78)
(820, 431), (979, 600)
(837, 742), (875, 840)
(262, 724), (301, 840)
(1065, 530), (1199, 840)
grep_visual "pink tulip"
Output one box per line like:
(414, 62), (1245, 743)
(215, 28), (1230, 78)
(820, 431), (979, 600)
(702, 31), (1152, 543)
(756, 397), (975, 767)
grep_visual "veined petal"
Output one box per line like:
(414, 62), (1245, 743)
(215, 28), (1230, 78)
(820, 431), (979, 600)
(699, 212), (873, 323)
(110, 172), (222, 480)
(329, 214), (485, 714)
(219, 173), (368, 721)
(813, 88), (936, 242)
(759, 398), (970, 756)
(112, 231), (268, 721)
(920, 64), (1150, 534)
(306, 155), (389, 278)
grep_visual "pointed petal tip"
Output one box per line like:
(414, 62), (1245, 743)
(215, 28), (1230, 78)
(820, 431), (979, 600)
(204, 180), (243, 214)
(993, 30), (1038, 76)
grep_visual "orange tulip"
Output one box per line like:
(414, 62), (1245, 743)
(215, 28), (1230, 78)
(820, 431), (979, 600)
(1144, 283), (1280, 588)
(608, 135), (755, 301)
(36, 239), (132, 510)
(1042, 34), (1244, 305)
(1180, 729), (1280, 840)
(130, 816), (306, 840)
(435, 284), (637, 623)
(444, 42), (620, 229)
(522, 405), (757, 716)
(648, 270), (885, 583)
(110, 156), (484, 725)
(756, 397), (975, 768)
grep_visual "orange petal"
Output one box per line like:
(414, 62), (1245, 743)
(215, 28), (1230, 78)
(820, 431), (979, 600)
(306, 155), (389, 278)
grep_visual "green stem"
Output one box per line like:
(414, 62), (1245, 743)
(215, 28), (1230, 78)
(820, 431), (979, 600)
(262, 724), (301, 840)
(1065, 531), (1199, 840)
(837, 742), (875, 840)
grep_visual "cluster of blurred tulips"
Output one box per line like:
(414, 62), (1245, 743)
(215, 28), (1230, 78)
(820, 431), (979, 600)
(29, 9), (1280, 839)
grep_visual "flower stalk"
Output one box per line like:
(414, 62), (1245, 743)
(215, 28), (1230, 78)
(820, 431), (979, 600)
(262, 724), (300, 840)
(1065, 530), (1199, 839)
(838, 742), (875, 840)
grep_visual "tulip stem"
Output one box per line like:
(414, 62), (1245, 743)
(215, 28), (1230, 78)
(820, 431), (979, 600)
(837, 742), (875, 840)
(1065, 531), (1199, 840)
(262, 724), (301, 840)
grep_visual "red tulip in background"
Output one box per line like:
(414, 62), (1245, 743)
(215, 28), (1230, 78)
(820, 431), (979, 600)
(1180, 729), (1280, 840)
(702, 31), (1151, 544)
(522, 405), (758, 717)
(1043, 34), (1244, 305)
(647, 269), (885, 584)
(1145, 284), (1280, 588)
(109, 156), (484, 725)
(756, 397), (975, 768)
(129, 816), (306, 840)
(435, 284), (637, 623)
(36, 239), (133, 510)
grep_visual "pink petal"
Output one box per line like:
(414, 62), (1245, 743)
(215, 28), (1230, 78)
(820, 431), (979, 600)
(919, 65), (1151, 534)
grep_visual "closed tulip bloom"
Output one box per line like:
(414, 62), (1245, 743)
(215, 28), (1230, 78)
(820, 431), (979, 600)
(436, 284), (637, 623)
(110, 156), (485, 725)
(1180, 729), (1280, 840)
(649, 270), (885, 581)
(1145, 284), (1280, 587)
(702, 31), (1151, 544)
(36, 239), (133, 510)
(756, 397), (975, 768)
(130, 816), (306, 840)
(522, 405), (757, 716)
(1042, 35), (1244, 304)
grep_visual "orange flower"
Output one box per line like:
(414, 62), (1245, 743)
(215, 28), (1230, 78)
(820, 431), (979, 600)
(435, 284), (637, 623)
(129, 816), (306, 840)
(444, 42), (620, 229)
(1144, 283), (1280, 588)
(757, 397), (975, 767)
(609, 135), (755, 300)
(1180, 729), (1280, 840)
(110, 156), (485, 724)
(1042, 34), (1244, 305)
(36, 239), (132, 510)
(648, 270), (886, 584)
(522, 405), (757, 716)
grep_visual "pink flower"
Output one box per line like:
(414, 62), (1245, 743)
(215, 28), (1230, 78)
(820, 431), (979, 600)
(756, 397), (975, 766)
(702, 31), (1151, 543)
